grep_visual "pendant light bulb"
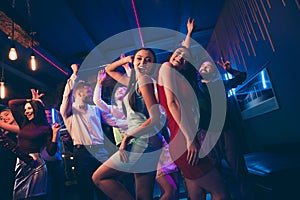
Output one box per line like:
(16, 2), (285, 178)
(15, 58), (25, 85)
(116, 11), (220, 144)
(30, 52), (37, 71)
(8, 44), (18, 61)
(0, 81), (5, 99)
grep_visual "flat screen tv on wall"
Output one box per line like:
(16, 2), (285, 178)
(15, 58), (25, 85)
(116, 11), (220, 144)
(234, 67), (279, 119)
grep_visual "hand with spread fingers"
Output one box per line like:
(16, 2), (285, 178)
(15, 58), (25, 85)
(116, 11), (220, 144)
(31, 89), (44, 100)
(186, 139), (200, 166)
(31, 89), (45, 106)
(187, 17), (195, 35)
(217, 57), (232, 72)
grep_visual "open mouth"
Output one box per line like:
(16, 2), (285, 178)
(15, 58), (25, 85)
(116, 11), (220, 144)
(26, 113), (33, 119)
(138, 65), (147, 73)
(172, 58), (183, 65)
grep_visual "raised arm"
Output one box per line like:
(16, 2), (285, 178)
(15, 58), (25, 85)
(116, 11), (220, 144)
(45, 124), (59, 156)
(93, 69), (112, 113)
(8, 99), (31, 128)
(60, 64), (78, 120)
(105, 55), (132, 86)
(181, 17), (195, 48)
(217, 58), (247, 89)
(30, 89), (45, 106)
(120, 53), (132, 77)
(100, 110), (128, 130)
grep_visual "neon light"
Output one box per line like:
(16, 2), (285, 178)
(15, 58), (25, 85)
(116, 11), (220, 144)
(131, 0), (144, 47)
(32, 47), (68, 75)
(51, 108), (56, 123)
(224, 73), (229, 80)
(261, 70), (267, 89)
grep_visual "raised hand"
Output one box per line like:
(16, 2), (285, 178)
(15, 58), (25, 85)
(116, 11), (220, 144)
(97, 69), (106, 84)
(182, 17), (195, 48)
(30, 89), (45, 106)
(51, 122), (61, 134)
(31, 89), (44, 100)
(187, 17), (195, 34)
(120, 54), (132, 77)
(217, 57), (232, 71)
(51, 122), (61, 142)
(71, 63), (79, 75)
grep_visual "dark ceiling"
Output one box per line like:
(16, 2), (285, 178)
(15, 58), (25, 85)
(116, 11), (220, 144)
(0, 0), (225, 107)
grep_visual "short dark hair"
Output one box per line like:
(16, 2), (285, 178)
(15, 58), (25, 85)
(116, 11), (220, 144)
(75, 80), (91, 91)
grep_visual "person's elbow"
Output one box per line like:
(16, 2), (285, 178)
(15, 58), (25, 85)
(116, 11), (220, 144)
(167, 99), (180, 112)
(149, 111), (165, 130)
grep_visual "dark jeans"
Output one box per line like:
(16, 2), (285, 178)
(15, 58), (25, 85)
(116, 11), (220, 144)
(73, 145), (108, 200)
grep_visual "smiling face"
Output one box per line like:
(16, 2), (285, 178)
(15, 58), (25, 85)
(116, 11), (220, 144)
(133, 49), (155, 75)
(114, 86), (127, 101)
(0, 109), (16, 125)
(199, 61), (217, 81)
(169, 47), (191, 71)
(24, 102), (35, 121)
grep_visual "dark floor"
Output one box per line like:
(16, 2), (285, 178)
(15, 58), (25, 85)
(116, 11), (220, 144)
(57, 176), (295, 200)
(62, 178), (192, 200)
(57, 165), (297, 200)
(61, 175), (234, 200)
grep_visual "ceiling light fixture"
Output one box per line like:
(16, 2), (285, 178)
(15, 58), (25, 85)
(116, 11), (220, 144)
(0, 58), (6, 99)
(30, 32), (37, 71)
(30, 52), (37, 71)
(8, 0), (17, 61)
(8, 42), (18, 61)
(27, 0), (37, 71)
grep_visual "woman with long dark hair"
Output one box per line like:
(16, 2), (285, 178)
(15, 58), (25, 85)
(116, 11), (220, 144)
(92, 48), (164, 200)
(1, 90), (60, 200)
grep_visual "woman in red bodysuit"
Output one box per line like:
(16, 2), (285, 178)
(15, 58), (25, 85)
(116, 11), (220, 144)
(157, 46), (230, 200)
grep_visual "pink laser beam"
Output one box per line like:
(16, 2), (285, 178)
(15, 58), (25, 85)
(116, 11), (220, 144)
(131, 0), (144, 47)
(32, 47), (68, 75)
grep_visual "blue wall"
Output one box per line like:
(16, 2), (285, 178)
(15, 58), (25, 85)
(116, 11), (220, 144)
(207, 0), (300, 151)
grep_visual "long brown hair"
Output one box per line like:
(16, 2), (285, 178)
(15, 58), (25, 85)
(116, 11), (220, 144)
(123, 48), (157, 115)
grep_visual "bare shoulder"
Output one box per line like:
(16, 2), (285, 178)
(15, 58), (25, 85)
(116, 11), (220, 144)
(159, 62), (172, 74)
(138, 74), (154, 87)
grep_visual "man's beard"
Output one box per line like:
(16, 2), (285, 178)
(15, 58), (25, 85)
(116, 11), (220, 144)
(83, 96), (93, 105)
(200, 73), (215, 81)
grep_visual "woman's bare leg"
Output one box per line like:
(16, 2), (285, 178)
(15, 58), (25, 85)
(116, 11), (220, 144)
(134, 173), (156, 200)
(156, 172), (179, 200)
(184, 168), (230, 200)
(92, 164), (134, 200)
